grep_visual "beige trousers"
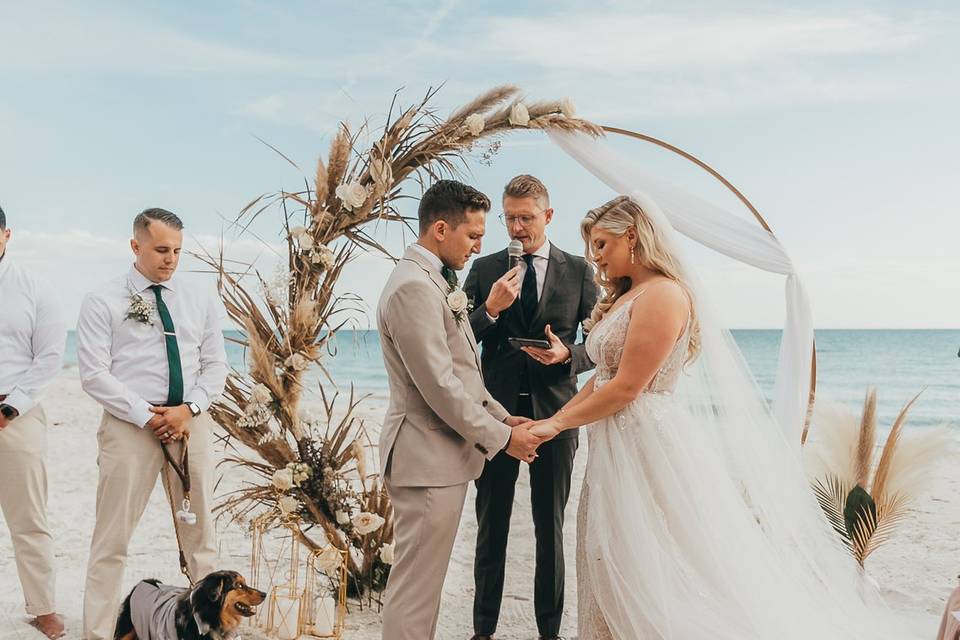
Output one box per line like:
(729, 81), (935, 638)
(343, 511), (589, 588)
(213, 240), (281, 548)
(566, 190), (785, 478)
(82, 411), (218, 640)
(380, 475), (468, 640)
(0, 404), (56, 616)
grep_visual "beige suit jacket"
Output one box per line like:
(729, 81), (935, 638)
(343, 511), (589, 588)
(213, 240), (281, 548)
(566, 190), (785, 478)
(378, 247), (511, 487)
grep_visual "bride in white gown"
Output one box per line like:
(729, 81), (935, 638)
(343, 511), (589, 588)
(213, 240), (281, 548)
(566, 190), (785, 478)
(527, 195), (920, 639)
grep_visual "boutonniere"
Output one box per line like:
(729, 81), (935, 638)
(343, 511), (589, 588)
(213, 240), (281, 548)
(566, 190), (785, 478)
(125, 284), (155, 326)
(447, 286), (470, 325)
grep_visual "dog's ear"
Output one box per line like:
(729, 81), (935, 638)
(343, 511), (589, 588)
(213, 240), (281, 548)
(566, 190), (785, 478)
(195, 571), (232, 607)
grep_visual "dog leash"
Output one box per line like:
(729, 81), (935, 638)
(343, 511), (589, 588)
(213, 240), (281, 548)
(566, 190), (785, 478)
(160, 438), (195, 585)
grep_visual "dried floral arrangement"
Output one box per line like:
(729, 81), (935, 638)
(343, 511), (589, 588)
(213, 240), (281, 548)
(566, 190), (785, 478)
(806, 389), (949, 567)
(196, 85), (603, 601)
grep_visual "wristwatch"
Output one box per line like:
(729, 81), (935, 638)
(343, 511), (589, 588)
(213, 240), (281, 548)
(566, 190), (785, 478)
(0, 404), (19, 420)
(186, 402), (201, 418)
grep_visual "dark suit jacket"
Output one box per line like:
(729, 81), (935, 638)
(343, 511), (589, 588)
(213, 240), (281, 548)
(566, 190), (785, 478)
(463, 243), (599, 439)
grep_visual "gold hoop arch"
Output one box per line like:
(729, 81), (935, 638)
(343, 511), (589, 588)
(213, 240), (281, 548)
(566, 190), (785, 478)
(600, 125), (817, 444)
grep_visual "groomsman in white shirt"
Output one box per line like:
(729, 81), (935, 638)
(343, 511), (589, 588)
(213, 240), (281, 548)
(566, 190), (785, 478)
(0, 206), (67, 639)
(77, 208), (228, 640)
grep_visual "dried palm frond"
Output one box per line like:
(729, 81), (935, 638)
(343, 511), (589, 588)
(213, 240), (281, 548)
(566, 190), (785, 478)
(854, 389), (877, 487)
(806, 388), (947, 567)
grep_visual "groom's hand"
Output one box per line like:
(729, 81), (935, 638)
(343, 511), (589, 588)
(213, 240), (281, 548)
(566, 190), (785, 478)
(505, 423), (544, 464)
(521, 324), (571, 366)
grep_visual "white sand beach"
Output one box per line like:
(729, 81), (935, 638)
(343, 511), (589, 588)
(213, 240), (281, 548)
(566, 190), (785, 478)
(0, 371), (956, 640)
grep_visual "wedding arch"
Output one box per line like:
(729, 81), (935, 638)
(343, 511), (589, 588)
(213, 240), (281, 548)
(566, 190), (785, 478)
(199, 85), (816, 601)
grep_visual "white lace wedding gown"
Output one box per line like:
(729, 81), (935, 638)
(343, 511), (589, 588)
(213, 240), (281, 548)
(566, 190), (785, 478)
(575, 293), (915, 639)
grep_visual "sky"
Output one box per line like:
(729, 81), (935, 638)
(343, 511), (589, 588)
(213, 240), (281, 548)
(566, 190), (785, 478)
(1, 0), (957, 329)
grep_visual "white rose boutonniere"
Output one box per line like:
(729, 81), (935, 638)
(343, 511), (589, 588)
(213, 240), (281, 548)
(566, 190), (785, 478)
(508, 102), (530, 127)
(335, 181), (368, 211)
(464, 113), (485, 136)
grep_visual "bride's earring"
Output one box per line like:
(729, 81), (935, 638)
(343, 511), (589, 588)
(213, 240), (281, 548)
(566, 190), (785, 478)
(630, 246), (635, 264)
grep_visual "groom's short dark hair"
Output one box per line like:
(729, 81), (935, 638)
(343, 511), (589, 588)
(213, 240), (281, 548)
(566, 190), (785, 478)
(0, 204), (5, 229)
(418, 180), (491, 234)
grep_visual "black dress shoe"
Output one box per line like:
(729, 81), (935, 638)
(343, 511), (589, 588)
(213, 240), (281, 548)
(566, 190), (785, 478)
(470, 635), (494, 640)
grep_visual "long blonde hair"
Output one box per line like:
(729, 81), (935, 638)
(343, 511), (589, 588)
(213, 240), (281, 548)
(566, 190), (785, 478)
(581, 195), (701, 363)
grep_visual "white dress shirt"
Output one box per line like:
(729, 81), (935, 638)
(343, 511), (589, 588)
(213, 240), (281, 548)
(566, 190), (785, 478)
(0, 254), (66, 415)
(76, 265), (228, 428)
(488, 240), (551, 322)
(409, 242), (444, 273)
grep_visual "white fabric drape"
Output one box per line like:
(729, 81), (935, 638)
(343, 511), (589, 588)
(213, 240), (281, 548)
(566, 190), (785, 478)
(547, 130), (813, 443)
(546, 130), (923, 638)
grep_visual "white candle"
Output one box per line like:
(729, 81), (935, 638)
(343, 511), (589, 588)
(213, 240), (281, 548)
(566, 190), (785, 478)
(309, 596), (337, 635)
(272, 593), (301, 640)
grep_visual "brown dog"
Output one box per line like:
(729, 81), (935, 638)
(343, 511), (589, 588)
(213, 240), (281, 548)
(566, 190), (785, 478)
(114, 570), (265, 640)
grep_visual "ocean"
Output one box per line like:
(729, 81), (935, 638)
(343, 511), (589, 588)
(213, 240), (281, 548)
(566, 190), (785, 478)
(63, 330), (959, 431)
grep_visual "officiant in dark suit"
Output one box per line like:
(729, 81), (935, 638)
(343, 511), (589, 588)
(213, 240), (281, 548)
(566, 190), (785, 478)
(462, 175), (598, 640)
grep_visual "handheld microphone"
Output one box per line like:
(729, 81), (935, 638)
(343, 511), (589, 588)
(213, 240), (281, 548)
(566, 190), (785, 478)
(507, 239), (524, 270)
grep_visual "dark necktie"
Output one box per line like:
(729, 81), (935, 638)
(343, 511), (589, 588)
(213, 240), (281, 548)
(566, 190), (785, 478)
(149, 285), (184, 406)
(521, 254), (538, 322)
(441, 265), (458, 289)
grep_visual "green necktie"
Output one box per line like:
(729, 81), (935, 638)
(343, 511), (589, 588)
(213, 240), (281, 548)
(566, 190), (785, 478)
(149, 285), (184, 406)
(441, 265), (458, 289)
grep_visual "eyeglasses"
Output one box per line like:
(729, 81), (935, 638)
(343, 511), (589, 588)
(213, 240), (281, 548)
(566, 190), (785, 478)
(499, 212), (543, 227)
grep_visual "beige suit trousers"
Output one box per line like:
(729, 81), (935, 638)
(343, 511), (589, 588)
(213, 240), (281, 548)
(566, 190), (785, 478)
(0, 404), (56, 616)
(82, 411), (218, 640)
(380, 473), (468, 640)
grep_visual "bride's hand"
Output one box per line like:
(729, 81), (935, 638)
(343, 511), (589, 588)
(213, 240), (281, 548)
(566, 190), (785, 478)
(529, 419), (563, 441)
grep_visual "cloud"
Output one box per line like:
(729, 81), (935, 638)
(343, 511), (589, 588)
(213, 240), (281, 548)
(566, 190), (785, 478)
(481, 9), (929, 73)
(0, 5), (318, 75)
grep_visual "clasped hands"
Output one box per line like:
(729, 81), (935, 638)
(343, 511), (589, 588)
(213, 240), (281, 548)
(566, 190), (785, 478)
(503, 414), (566, 464)
(146, 404), (193, 444)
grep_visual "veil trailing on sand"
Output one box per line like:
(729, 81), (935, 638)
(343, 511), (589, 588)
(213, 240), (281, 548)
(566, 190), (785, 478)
(547, 130), (920, 638)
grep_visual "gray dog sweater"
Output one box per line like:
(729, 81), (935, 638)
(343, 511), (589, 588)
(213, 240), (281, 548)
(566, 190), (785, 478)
(129, 581), (184, 640)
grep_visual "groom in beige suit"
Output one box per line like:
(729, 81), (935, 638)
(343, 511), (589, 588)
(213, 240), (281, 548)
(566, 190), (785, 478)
(378, 180), (544, 640)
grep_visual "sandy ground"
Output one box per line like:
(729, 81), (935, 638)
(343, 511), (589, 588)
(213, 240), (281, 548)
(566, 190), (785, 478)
(0, 371), (956, 639)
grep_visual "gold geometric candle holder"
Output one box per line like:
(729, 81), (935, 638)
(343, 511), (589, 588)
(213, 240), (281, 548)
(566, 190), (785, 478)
(249, 514), (348, 639)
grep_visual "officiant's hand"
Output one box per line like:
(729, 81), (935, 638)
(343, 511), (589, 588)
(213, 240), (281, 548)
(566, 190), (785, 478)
(522, 324), (571, 366)
(504, 415), (530, 428)
(485, 265), (522, 317)
(505, 423), (544, 464)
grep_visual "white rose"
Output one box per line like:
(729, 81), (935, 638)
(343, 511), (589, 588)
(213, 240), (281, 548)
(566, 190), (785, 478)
(316, 545), (343, 574)
(311, 245), (335, 269)
(298, 234), (315, 251)
(464, 113), (485, 136)
(335, 181), (368, 211)
(351, 511), (385, 535)
(278, 495), (299, 516)
(560, 98), (576, 118)
(284, 353), (309, 371)
(447, 289), (468, 314)
(378, 542), (395, 565)
(335, 510), (350, 526)
(288, 226), (307, 238)
(272, 468), (294, 491)
(250, 383), (272, 405)
(508, 103), (530, 127)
